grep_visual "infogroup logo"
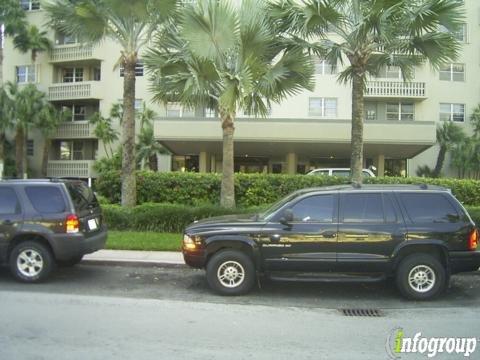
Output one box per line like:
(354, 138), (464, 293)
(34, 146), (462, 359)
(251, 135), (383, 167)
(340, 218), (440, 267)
(386, 327), (478, 359)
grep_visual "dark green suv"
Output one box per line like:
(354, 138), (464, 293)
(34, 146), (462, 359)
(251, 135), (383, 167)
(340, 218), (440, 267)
(0, 179), (107, 282)
(182, 185), (479, 300)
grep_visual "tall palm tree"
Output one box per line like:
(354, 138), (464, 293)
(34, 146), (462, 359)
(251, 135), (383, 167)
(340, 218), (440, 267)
(13, 24), (52, 62)
(44, 0), (177, 207)
(4, 82), (46, 178)
(433, 120), (465, 177)
(36, 104), (71, 177)
(145, 0), (314, 208)
(271, 0), (464, 183)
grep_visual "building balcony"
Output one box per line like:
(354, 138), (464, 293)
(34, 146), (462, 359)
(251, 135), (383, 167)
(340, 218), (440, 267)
(49, 44), (101, 63)
(47, 160), (97, 179)
(365, 81), (427, 100)
(48, 81), (102, 101)
(52, 121), (96, 139)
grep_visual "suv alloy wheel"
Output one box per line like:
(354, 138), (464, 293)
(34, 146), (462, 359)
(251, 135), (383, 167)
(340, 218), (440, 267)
(9, 241), (54, 283)
(206, 250), (256, 295)
(396, 253), (447, 300)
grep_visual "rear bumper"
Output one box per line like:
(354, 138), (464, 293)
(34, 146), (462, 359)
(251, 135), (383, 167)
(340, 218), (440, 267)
(50, 226), (108, 261)
(449, 250), (480, 273)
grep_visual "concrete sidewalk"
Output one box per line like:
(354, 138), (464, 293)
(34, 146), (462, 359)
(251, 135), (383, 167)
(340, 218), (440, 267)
(83, 250), (185, 267)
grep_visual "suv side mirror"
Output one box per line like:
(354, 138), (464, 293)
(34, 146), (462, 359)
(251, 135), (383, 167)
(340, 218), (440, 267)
(279, 209), (294, 226)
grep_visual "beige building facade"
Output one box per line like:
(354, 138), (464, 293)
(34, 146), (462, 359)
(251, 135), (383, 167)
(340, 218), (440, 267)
(2, 0), (479, 179)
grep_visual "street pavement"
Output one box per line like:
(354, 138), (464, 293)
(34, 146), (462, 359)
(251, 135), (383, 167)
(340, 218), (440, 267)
(1, 262), (480, 359)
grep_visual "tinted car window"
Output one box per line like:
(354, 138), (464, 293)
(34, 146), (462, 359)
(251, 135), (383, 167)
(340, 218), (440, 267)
(332, 170), (350, 177)
(66, 182), (98, 211)
(341, 193), (384, 223)
(0, 188), (20, 215)
(383, 194), (397, 223)
(399, 193), (459, 223)
(25, 186), (66, 214)
(290, 195), (334, 222)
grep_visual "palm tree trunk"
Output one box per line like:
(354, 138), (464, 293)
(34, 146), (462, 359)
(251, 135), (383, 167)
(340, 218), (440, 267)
(350, 72), (365, 184)
(148, 154), (158, 172)
(121, 57), (137, 207)
(41, 137), (51, 177)
(433, 146), (447, 178)
(0, 132), (5, 178)
(15, 125), (25, 178)
(220, 113), (235, 209)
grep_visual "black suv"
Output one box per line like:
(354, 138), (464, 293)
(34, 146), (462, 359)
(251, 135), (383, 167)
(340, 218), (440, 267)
(0, 179), (107, 282)
(183, 185), (479, 300)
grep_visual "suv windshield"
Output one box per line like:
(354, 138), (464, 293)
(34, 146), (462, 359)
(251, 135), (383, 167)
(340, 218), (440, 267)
(65, 182), (98, 211)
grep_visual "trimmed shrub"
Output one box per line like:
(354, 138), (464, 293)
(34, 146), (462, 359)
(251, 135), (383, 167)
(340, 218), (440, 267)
(96, 171), (480, 207)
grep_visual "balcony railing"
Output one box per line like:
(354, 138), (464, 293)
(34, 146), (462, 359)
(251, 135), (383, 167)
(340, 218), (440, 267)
(48, 81), (102, 101)
(50, 44), (97, 62)
(52, 121), (96, 139)
(365, 81), (426, 98)
(47, 160), (97, 178)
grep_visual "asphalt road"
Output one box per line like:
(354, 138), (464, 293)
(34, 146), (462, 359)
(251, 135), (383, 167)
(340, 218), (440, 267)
(1, 264), (480, 360)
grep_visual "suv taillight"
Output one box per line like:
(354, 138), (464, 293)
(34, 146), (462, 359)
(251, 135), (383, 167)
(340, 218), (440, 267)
(468, 228), (478, 251)
(66, 214), (80, 234)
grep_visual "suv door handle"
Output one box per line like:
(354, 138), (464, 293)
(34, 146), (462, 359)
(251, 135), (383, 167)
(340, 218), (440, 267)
(322, 231), (337, 238)
(2, 220), (13, 225)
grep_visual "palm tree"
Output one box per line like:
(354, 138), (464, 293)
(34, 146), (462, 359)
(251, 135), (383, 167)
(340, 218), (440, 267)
(470, 105), (480, 139)
(13, 25), (52, 62)
(271, 0), (464, 184)
(137, 126), (168, 171)
(89, 112), (119, 159)
(0, 86), (15, 177)
(44, 0), (177, 207)
(4, 82), (46, 178)
(433, 121), (465, 177)
(145, 0), (314, 208)
(36, 104), (71, 177)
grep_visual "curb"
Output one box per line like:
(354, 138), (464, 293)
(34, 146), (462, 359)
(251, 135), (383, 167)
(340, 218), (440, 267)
(81, 259), (187, 268)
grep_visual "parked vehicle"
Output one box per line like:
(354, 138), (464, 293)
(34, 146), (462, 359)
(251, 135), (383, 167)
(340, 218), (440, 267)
(307, 168), (376, 177)
(0, 179), (107, 282)
(183, 184), (479, 300)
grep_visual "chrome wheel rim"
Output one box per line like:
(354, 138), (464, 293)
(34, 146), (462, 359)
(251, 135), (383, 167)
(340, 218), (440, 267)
(217, 261), (245, 288)
(408, 265), (436, 293)
(17, 249), (44, 278)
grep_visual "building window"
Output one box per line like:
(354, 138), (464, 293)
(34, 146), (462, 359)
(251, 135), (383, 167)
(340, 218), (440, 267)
(364, 102), (377, 121)
(73, 105), (86, 121)
(375, 66), (407, 80)
(309, 98), (337, 117)
(62, 67), (83, 82)
(59, 141), (85, 160)
(386, 102), (414, 121)
(204, 108), (216, 118)
(16, 65), (36, 83)
(440, 103), (465, 122)
(93, 67), (101, 81)
(60, 141), (72, 160)
(453, 23), (467, 42)
(315, 58), (336, 75)
(120, 61), (144, 77)
(73, 141), (84, 160)
(439, 63), (465, 81)
(166, 103), (194, 117)
(27, 140), (34, 156)
(20, 0), (40, 11)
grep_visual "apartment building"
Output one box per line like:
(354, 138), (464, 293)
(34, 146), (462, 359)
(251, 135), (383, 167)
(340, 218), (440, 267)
(2, 0), (479, 180)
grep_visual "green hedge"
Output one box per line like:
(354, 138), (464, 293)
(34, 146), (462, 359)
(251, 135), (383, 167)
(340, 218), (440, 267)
(102, 203), (480, 233)
(96, 171), (480, 207)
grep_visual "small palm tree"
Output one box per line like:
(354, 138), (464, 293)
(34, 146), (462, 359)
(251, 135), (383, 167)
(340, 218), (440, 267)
(13, 24), (52, 62)
(4, 82), (46, 178)
(36, 104), (71, 177)
(44, 0), (177, 207)
(470, 105), (480, 139)
(271, 0), (464, 183)
(145, 0), (314, 208)
(0, 86), (15, 177)
(137, 126), (168, 171)
(89, 112), (120, 159)
(433, 121), (465, 177)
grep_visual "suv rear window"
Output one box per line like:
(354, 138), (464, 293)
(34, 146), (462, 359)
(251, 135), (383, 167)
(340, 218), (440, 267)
(25, 186), (66, 214)
(399, 193), (460, 223)
(65, 182), (98, 211)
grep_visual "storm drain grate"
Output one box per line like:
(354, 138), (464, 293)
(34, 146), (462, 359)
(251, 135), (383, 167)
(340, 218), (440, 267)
(340, 308), (384, 317)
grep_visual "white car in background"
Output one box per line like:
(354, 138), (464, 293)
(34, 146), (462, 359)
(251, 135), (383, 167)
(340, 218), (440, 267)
(306, 168), (376, 177)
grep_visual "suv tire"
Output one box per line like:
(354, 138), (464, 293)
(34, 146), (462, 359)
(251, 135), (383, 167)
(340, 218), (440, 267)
(206, 250), (256, 296)
(9, 241), (54, 283)
(396, 253), (446, 300)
